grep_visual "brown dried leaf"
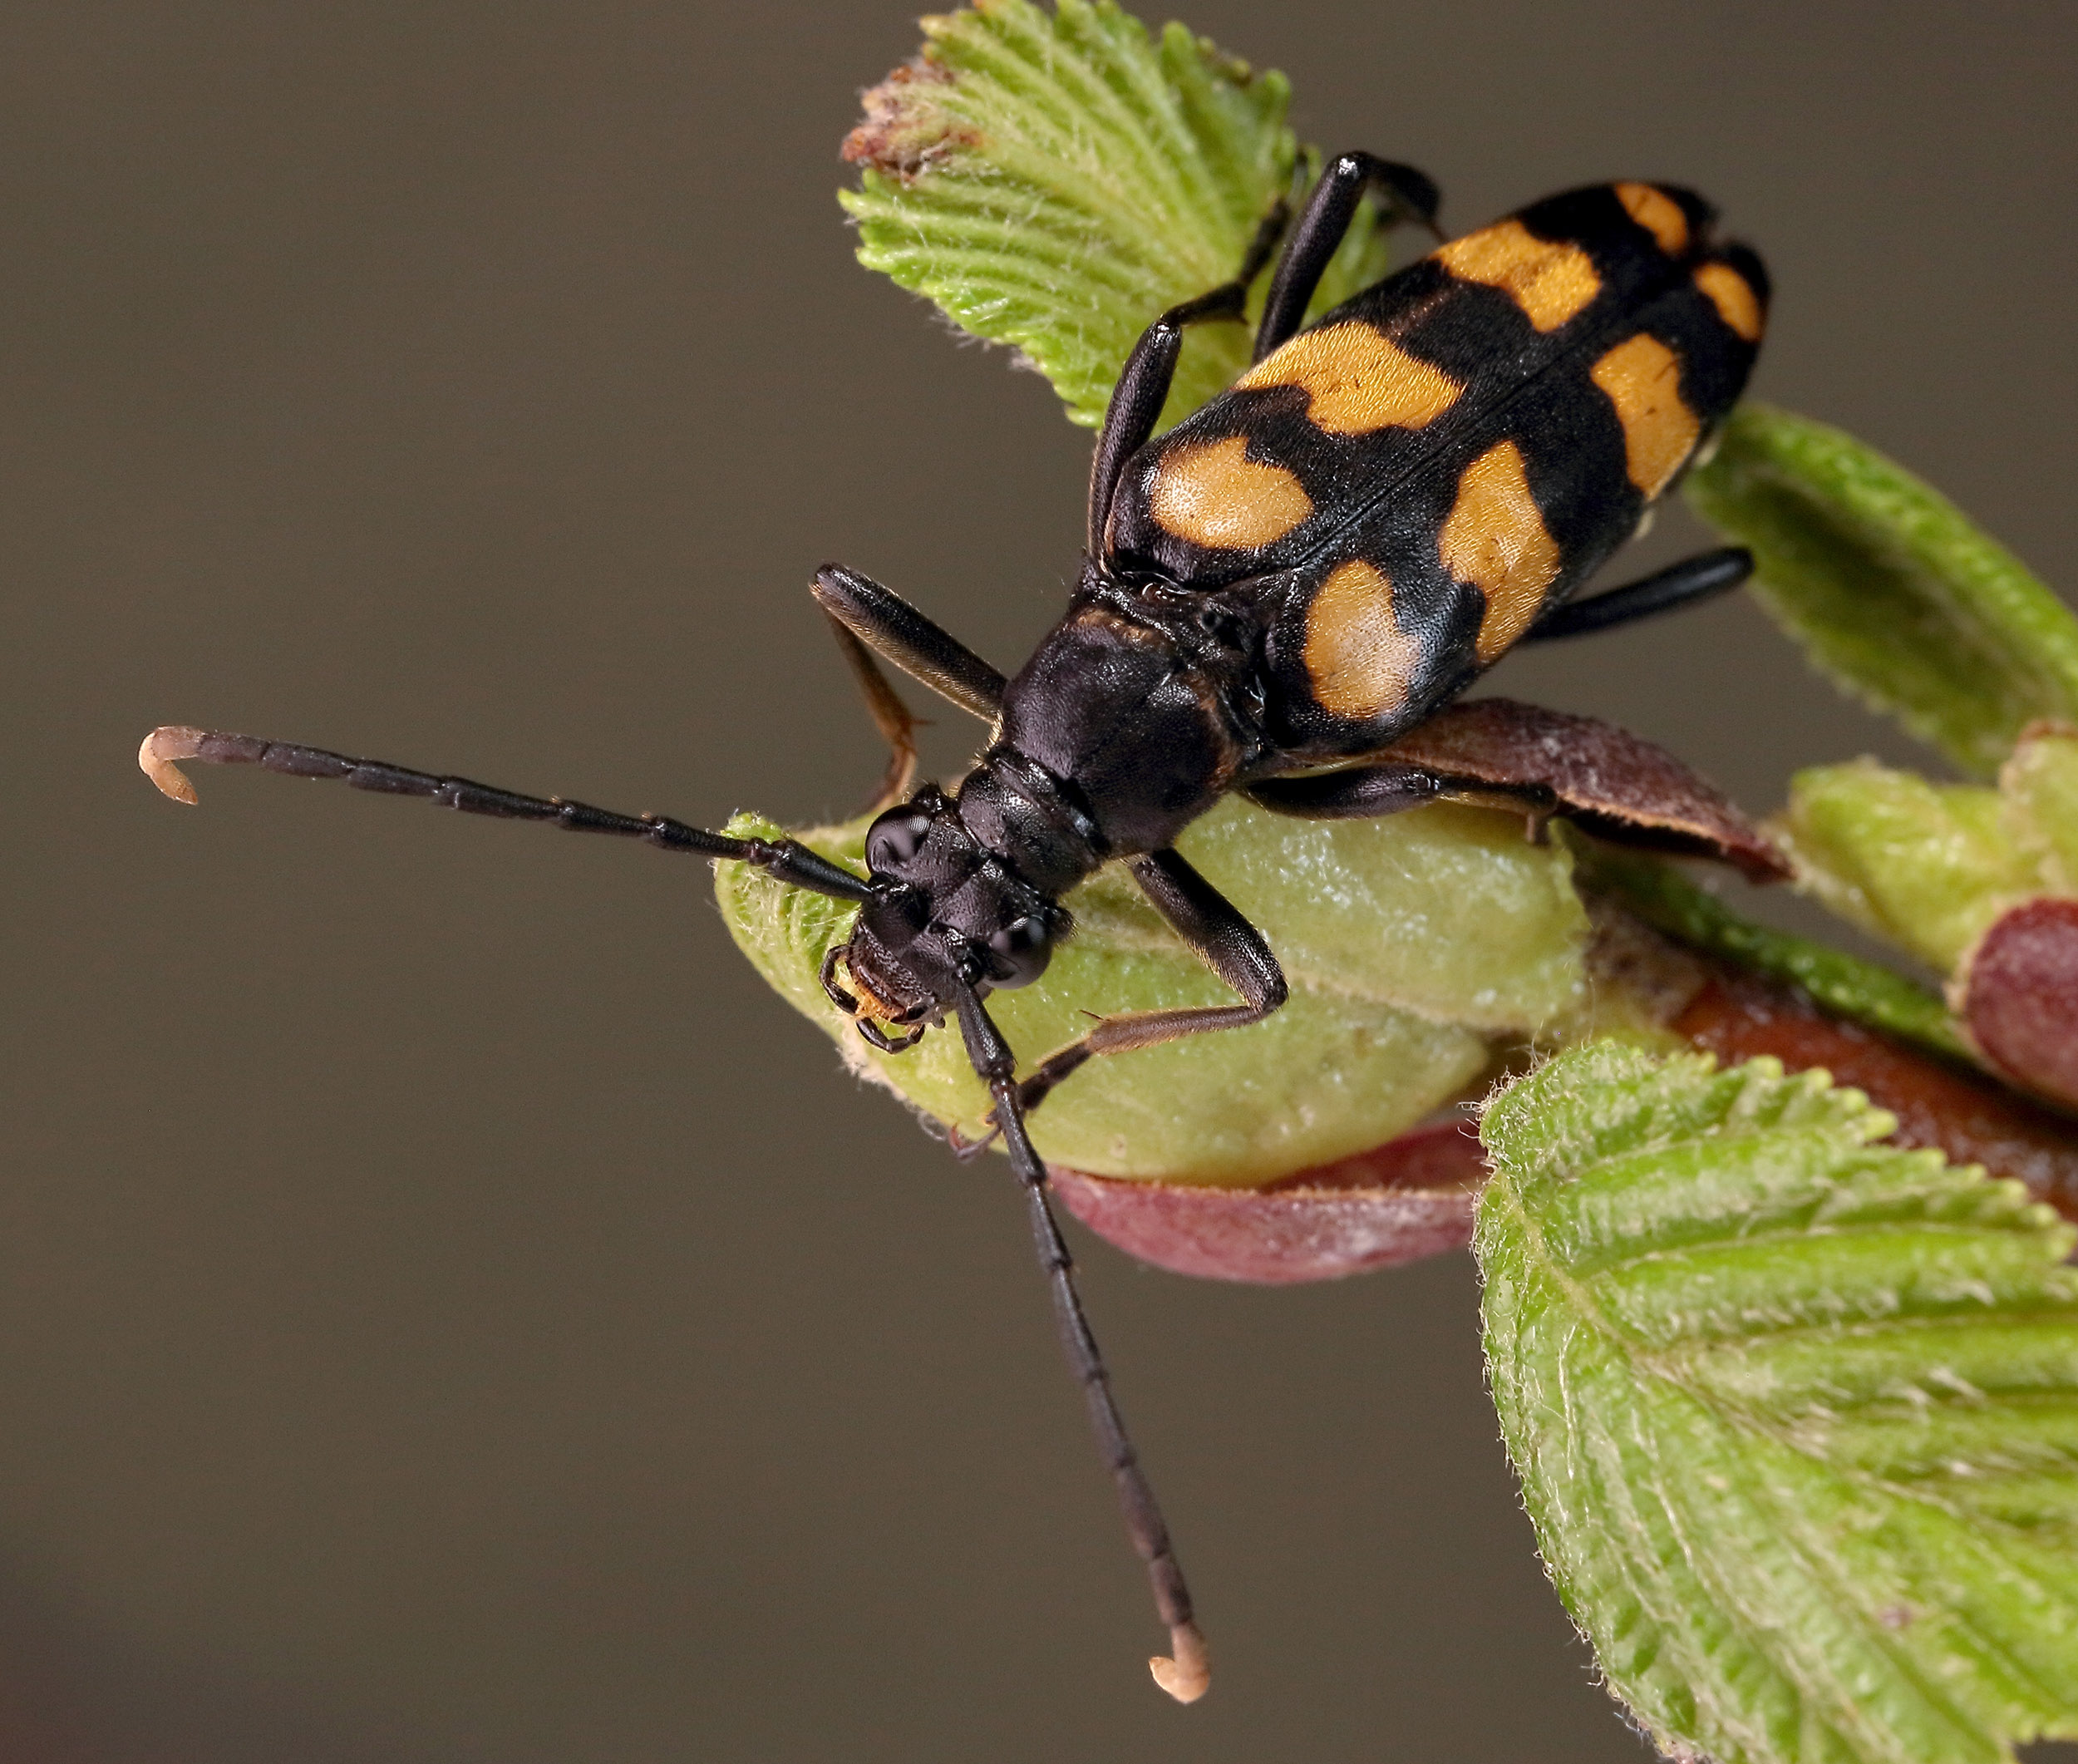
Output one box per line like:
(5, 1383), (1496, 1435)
(839, 58), (966, 182)
(1383, 698), (1791, 884)
(1056, 925), (2078, 1278)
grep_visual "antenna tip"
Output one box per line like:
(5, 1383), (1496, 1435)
(1149, 1622), (1210, 1702)
(139, 727), (204, 804)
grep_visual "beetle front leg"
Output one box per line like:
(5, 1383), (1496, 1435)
(811, 563), (1008, 720)
(820, 614), (924, 812)
(1006, 848), (1288, 1121)
(811, 564), (1012, 810)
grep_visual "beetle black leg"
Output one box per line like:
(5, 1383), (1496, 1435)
(1253, 152), (1443, 362)
(1244, 763), (1449, 821)
(951, 984), (1210, 1704)
(1248, 759), (1565, 850)
(1085, 203), (1291, 556)
(1524, 546), (1752, 643)
(821, 614), (924, 812)
(811, 564), (1007, 721)
(1007, 849), (1288, 1121)
(136, 727), (874, 901)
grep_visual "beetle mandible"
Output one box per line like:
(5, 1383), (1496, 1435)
(141, 155), (1769, 1701)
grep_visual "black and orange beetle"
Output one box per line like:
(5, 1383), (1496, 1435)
(140, 156), (1768, 1700)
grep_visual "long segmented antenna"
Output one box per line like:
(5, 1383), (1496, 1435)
(954, 987), (1211, 1704)
(137, 726), (874, 901)
(140, 722), (1209, 1697)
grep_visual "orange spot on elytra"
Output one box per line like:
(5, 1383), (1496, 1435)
(1435, 219), (1600, 332)
(1238, 321), (1464, 436)
(1302, 559), (1421, 721)
(1591, 333), (1701, 498)
(1693, 261), (1764, 342)
(1615, 183), (1689, 255)
(1148, 436), (1313, 551)
(1438, 441), (1563, 663)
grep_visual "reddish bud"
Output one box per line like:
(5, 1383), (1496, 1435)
(1675, 963), (2078, 1216)
(1050, 1118), (1482, 1284)
(1959, 897), (2078, 1111)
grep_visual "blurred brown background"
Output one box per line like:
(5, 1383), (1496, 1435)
(5, 1), (2076, 1758)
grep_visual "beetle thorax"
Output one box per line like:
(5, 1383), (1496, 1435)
(827, 580), (1262, 1046)
(989, 580), (1263, 860)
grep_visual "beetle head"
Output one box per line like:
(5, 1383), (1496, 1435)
(820, 785), (1061, 1052)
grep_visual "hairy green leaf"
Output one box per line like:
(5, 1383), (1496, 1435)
(839, 0), (1390, 431)
(1684, 404), (2078, 776)
(1480, 1044), (2078, 1764)
(717, 795), (1588, 1185)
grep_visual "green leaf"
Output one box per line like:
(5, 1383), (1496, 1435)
(717, 795), (1588, 1185)
(1684, 403), (2078, 776)
(839, 0), (1391, 431)
(1479, 1043), (2078, 1764)
(1577, 844), (1973, 1062)
(1772, 752), (2078, 976)
(2002, 722), (2078, 895)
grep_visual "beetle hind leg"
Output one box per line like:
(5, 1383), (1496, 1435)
(1524, 546), (1751, 643)
(1246, 764), (1451, 820)
(1246, 698), (1789, 883)
(1086, 153), (1445, 555)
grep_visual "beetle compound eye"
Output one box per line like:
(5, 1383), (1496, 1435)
(865, 806), (934, 875)
(986, 915), (1053, 988)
